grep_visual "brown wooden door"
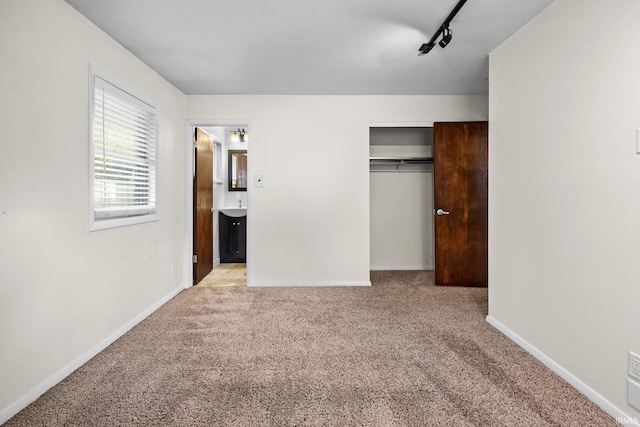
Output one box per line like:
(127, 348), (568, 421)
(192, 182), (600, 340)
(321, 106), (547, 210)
(434, 122), (488, 287)
(193, 128), (214, 285)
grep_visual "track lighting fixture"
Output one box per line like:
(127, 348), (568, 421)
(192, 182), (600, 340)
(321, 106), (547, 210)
(418, 0), (467, 55)
(230, 128), (248, 143)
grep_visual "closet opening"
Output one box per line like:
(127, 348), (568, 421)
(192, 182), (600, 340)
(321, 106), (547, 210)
(369, 127), (434, 272)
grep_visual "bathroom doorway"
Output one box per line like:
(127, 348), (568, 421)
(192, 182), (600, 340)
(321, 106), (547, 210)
(186, 121), (250, 288)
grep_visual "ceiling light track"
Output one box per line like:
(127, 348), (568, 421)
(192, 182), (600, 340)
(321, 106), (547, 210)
(418, 0), (468, 55)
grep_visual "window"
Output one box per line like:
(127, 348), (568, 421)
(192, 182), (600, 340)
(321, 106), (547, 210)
(89, 71), (158, 230)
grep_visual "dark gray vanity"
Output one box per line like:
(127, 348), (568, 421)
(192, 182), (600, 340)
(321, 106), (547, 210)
(219, 211), (246, 263)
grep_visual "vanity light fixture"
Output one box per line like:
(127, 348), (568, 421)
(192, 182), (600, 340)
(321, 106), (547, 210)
(418, 0), (467, 55)
(231, 128), (248, 143)
(231, 128), (249, 142)
(239, 129), (248, 143)
(230, 130), (240, 143)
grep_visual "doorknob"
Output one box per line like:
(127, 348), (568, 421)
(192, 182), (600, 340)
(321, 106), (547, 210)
(436, 209), (450, 216)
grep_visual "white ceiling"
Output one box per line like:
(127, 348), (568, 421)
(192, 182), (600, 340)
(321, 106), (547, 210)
(64, 0), (554, 95)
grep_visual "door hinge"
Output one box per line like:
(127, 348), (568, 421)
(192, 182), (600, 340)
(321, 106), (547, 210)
(192, 254), (197, 263)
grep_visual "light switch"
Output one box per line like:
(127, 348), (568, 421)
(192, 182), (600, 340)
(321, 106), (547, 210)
(254, 174), (264, 188)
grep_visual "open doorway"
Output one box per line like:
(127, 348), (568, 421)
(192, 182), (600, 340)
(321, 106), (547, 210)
(186, 121), (250, 288)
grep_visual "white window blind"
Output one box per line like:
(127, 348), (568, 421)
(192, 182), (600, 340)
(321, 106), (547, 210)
(91, 75), (157, 225)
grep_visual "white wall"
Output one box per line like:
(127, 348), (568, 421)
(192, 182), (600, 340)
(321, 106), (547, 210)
(488, 0), (640, 420)
(0, 0), (186, 421)
(187, 95), (487, 286)
(370, 169), (434, 270)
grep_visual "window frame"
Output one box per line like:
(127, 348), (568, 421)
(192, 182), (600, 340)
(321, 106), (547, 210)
(88, 67), (159, 231)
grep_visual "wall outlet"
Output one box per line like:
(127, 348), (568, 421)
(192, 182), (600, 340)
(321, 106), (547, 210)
(629, 378), (640, 411)
(254, 174), (264, 188)
(630, 352), (640, 381)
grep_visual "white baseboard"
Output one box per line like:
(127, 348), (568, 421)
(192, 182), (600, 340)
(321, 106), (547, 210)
(213, 258), (220, 268)
(249, 280), (371, 287)
(370, 265), (434, 271)
(0, 285), (184, 425)
(486, 315), (640, 426)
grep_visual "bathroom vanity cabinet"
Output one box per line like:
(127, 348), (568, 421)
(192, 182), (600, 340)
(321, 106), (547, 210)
(219, 212), (246, 263)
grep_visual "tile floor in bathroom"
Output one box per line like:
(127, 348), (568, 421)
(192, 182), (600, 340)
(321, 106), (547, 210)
(197, 263), (246, 287)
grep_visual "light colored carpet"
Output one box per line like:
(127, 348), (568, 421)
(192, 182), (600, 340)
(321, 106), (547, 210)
(6, 271), (615, 426)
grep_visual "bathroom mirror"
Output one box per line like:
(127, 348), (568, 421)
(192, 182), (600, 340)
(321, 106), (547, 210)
(228, 150), (247, 191)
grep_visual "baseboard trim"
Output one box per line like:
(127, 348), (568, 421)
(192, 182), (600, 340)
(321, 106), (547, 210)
(213, 258), (220, 268)
(370, 265), (434, 271)
(486, 315), (639, 426)
(249, 280), (371, 287)
(0, 285), (184, 425)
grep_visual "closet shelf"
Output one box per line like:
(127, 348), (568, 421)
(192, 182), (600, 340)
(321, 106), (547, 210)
(369, 156), (434, 165)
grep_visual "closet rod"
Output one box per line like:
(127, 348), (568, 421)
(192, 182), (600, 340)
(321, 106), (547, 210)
(369, 156), (434, 164)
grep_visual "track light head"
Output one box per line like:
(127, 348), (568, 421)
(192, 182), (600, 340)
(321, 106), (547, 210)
(439, 26), (452, 48)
